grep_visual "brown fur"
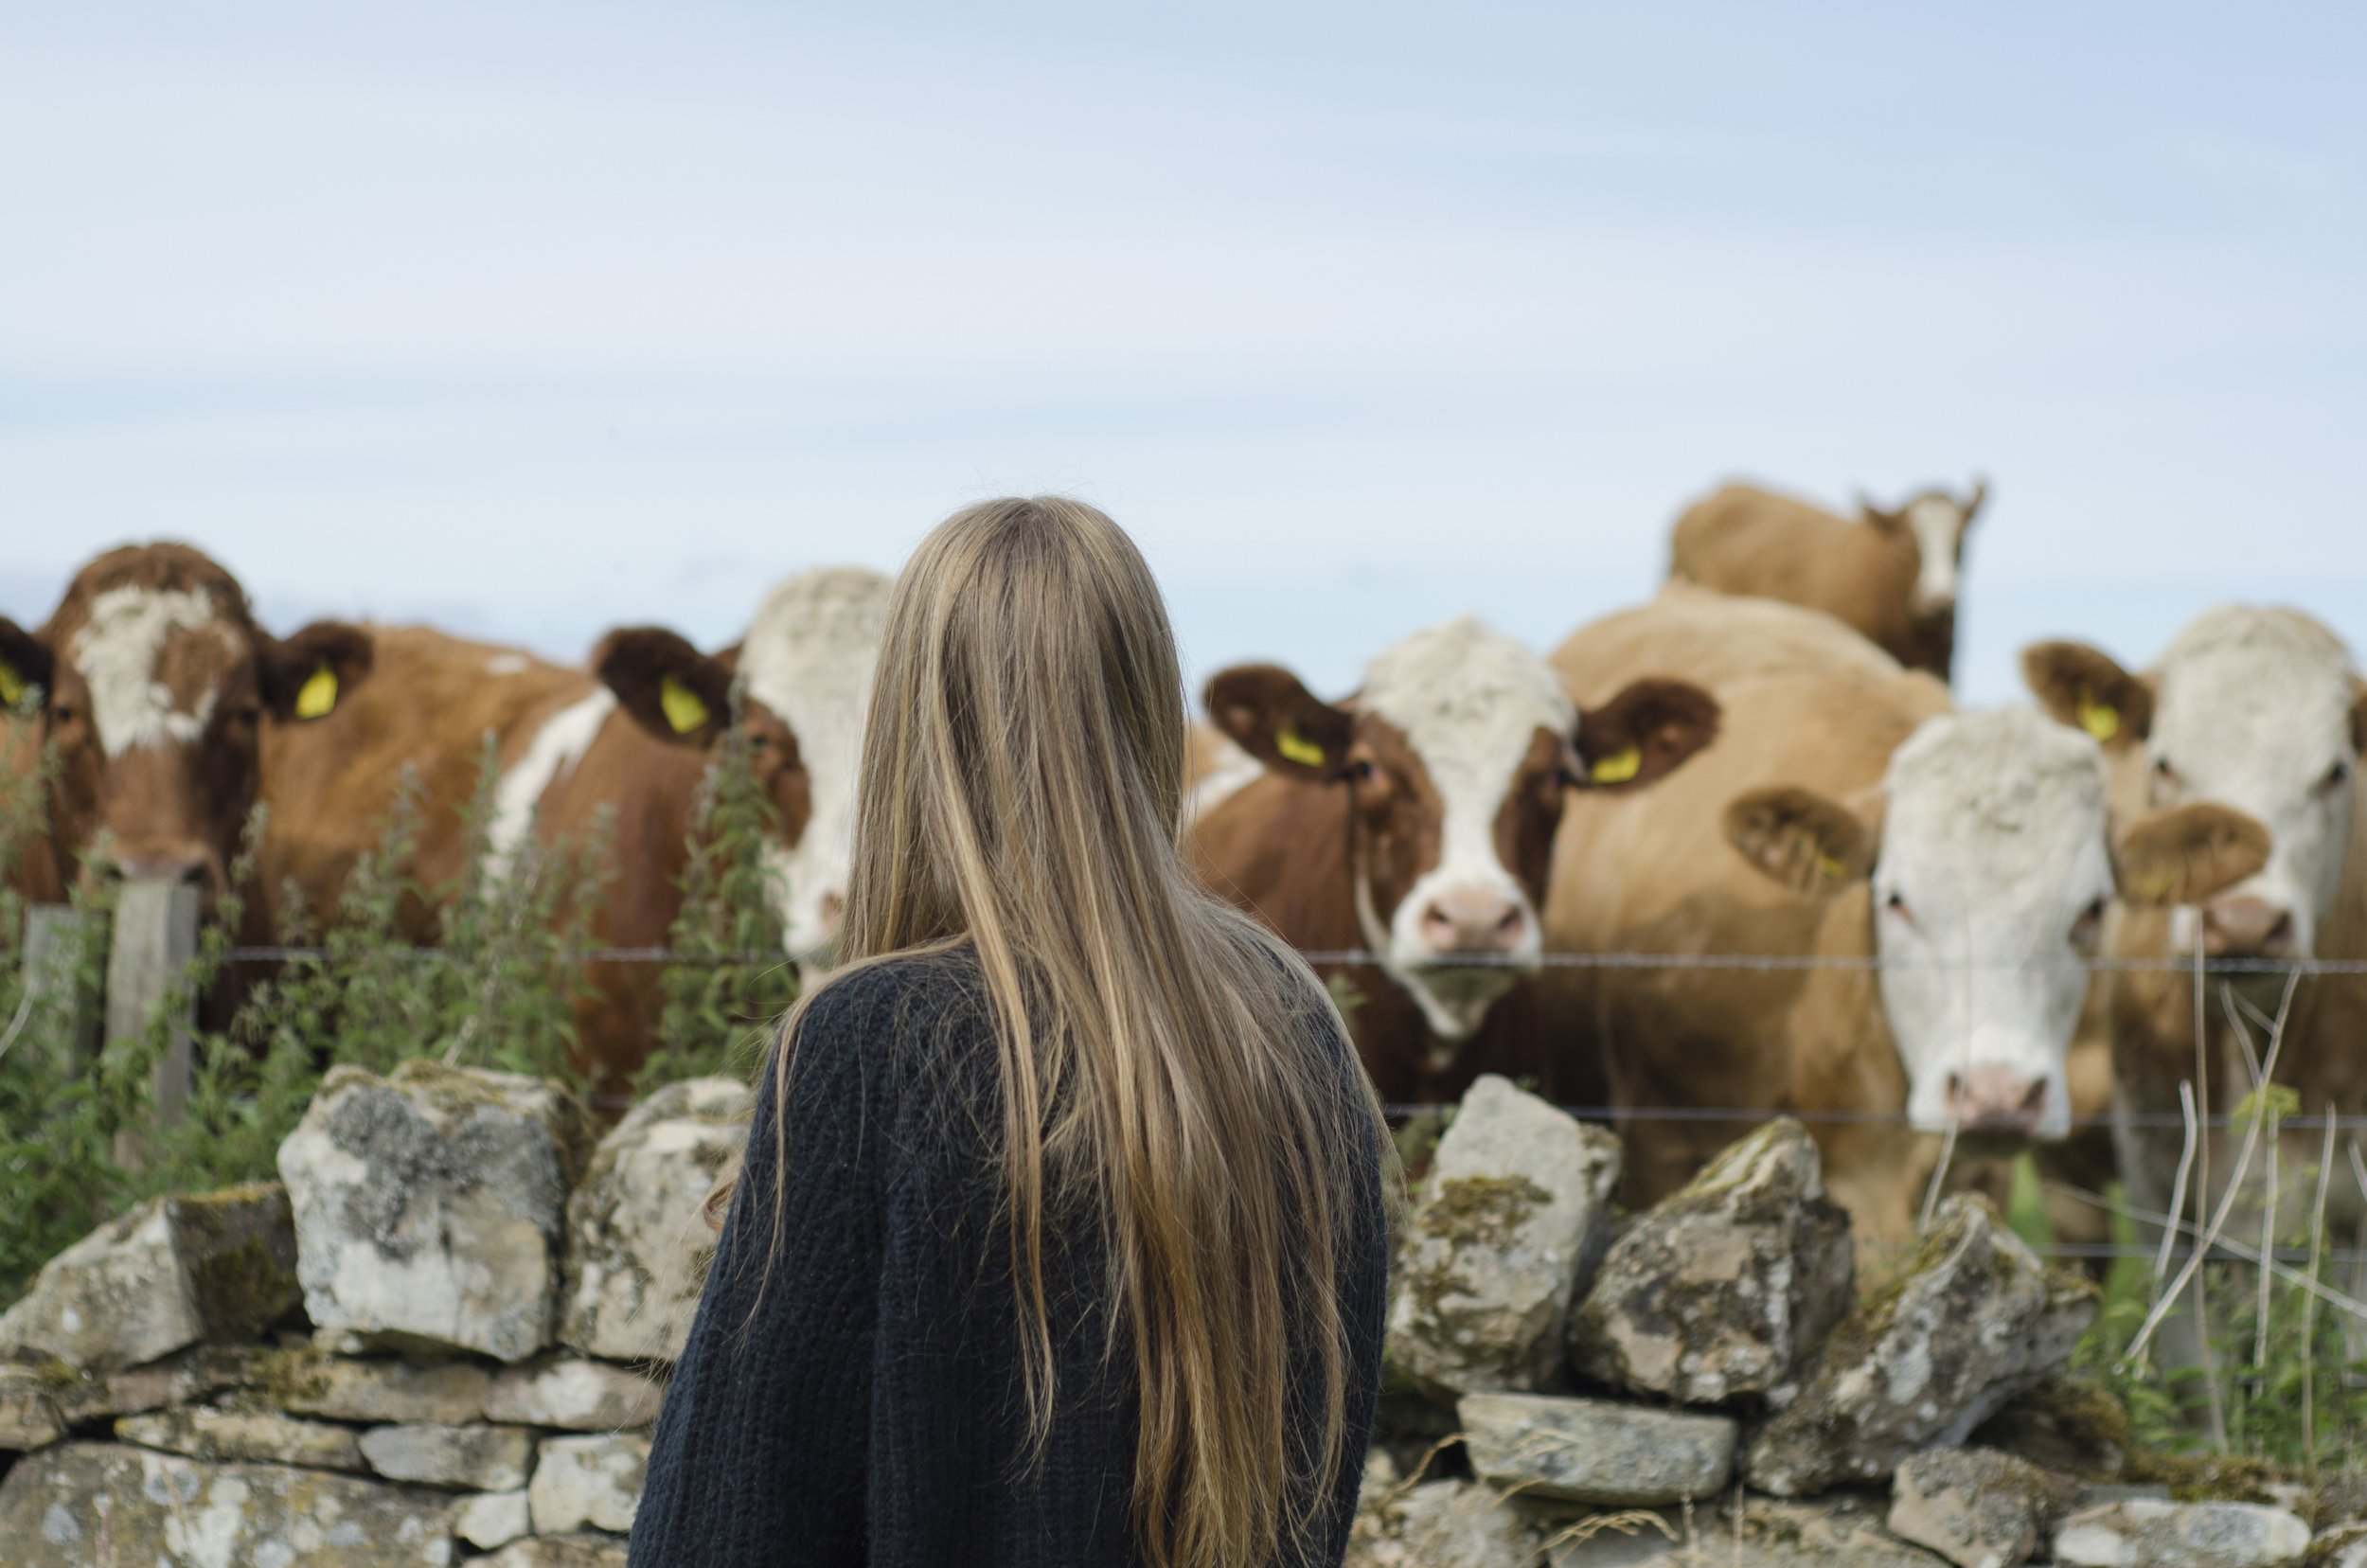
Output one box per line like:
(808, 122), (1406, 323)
(1668, 481), (1981, 680)
(257, 624), (814, 1101)
(1539, 587), (1964, 1247)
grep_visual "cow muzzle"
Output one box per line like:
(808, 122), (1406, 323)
(2201, 893), (2298, 960)
(1414, 888), (1531, 959)
(1943, 1064), (2051, 1140)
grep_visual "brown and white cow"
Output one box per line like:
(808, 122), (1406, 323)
(257, 565), (892, 1097)
(0, 543), (373, 908)
(1188, 615), (1720, 1104)
(1667, 478), (1987, 681)
(1541, 587), (2266, 1247)
(2023, 608), (2367, 1362)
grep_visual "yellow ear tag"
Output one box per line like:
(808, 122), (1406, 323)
(1274, 726), (1326, 768)
(2077, 696), (2119, 742)
(659, 675), (711, 735)
(0, 659), (22, 708)
(294, 665), (339, 721)
(1590, 747), (1643, 784)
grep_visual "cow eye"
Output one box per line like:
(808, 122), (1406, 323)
(50, 704), (75, 725)
(2325, 759), (2352, 792)
(2152, 757), (2177, 781)
(1882, 890), (1913, 926)
(2071, 897), (2106, 949)
(1345, 758), (1378, 784)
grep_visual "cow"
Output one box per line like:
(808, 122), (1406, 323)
(1187, 615), (1720, 1105)
(255, 565), (893, 1099)
(1667, 478), (1987, 681)
(2022, 607), (2367, 1381)
(0, 543), (373, 912)
(1539, 586), (2268, 1249)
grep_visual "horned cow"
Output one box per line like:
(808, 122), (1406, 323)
(1667, 478), (1986, 681)
(1540, 587), (2266, 1247)
(1189, 615), (1719, 1104)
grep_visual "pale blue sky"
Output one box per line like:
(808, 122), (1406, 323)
(4, 2), (2361, 703)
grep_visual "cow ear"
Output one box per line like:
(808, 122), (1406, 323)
(2113, 803), (2269, 907)
(261, 621), (374, 723)
(1858, 493), (1907, 535)
(0, 617), (54, 713)
(1202, 664), (1353, 781)
(2020, 639), (2152, 752)
(1574, 678), (1720, 791)
(1724, 786), (1876, 897)
(596, 626), (734, 747)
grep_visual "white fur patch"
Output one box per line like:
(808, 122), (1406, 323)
(68, 586), (236, 757)
(1357, 616), (1573, 1040)
(1876, 707), (2112, 1139)
(484, 653), (531, 676)
(2146, 604), (2360, 959)
(485, 687), (617, 883)
(739, 565), (895, 964)
(1902, 495), (1967, 613)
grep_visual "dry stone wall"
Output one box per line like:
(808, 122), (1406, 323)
(2, 1063), (2359, 1567)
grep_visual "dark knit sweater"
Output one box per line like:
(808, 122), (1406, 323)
(628, 947), (1390, 1567)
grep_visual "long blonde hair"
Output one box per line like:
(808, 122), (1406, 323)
(763, 497), (1383, 1568)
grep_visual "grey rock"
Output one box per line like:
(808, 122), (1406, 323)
(1346, 1477), (1550, 1568)
(116, 1404), (366, 1471)
(1743, 1195), (2097, 1497)
(529, 1432), (650, 1535)
(1887, 1447), (2060, 1568)
(0, 1439), (455, 1565)
(1385, 1076), (1622, 1398)
(272, 1350), (491, 1425)
(1569, 1117), (1852, 1405)
(276, 1061), (593, 1363)
(1, 1363), (65, 1451)
(454, 1488), (533, 1549)
(560, 1078), (749, 1363)
(481, 1536), (631, 1568)
(2052, 1499), (2309, 1567)
(359, 1421), (537, 1490)
(484, 1356), (663, 1431)
(41, 1344), (262, 1428)
(1460, 1391), (1735, 1506)
(0, 1184), (296, 1372)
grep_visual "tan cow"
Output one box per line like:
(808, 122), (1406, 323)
(257, 566), (892, 1098)
(2023, 609), (2367, 1367)
(0, 543), (373, 911)
(1541, 587), (2266, 1247)
(1188, 616), (1720, 1105)
(1667, 478), (1987, 680)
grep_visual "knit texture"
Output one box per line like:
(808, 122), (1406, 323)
(628, 946), (1390, 1567)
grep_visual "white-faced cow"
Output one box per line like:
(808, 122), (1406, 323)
(1667, 478), (1987, 681)
(0, 543), (372, 909)
(256, 565), (892, 1099)
(1189, 616), (1720, 1104)
(2023, 607), (2367, 1363)
(1541, 588), (2266, 1247)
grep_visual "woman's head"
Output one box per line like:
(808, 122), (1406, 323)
(764, 497), (1384, 1568)
(845, 495), (1190, 958)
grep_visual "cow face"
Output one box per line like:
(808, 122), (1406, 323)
(1209, 617), (1719, 1045)
(1725, 708), (2267, 1144)
(2025, 608), (2366, 969)
(738, 566), (895, 969)
(0, 544), (371, 903)
(1864, 479), (1986, 618)
(596, 624), (816, 914)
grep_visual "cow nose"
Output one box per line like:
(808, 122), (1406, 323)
(104, 856), (210, 887)
(1417, 890), (1527, 955)
(2202, 895), (2294, 958)
(1945, 1066), (2049, 1135)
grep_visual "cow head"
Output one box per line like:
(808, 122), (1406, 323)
(1861, 478), (1986, 620)
(1725, 707), (2267, 1144)
(1208, 617), (1719, 1045)
(596, 622), (815, 883)
(2024, 607), (2365, 971)
(0, 543), (371, 903)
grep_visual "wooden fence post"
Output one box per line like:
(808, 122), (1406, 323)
(105, 879), (200, 1128)
(18, 903), (101, 1060)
